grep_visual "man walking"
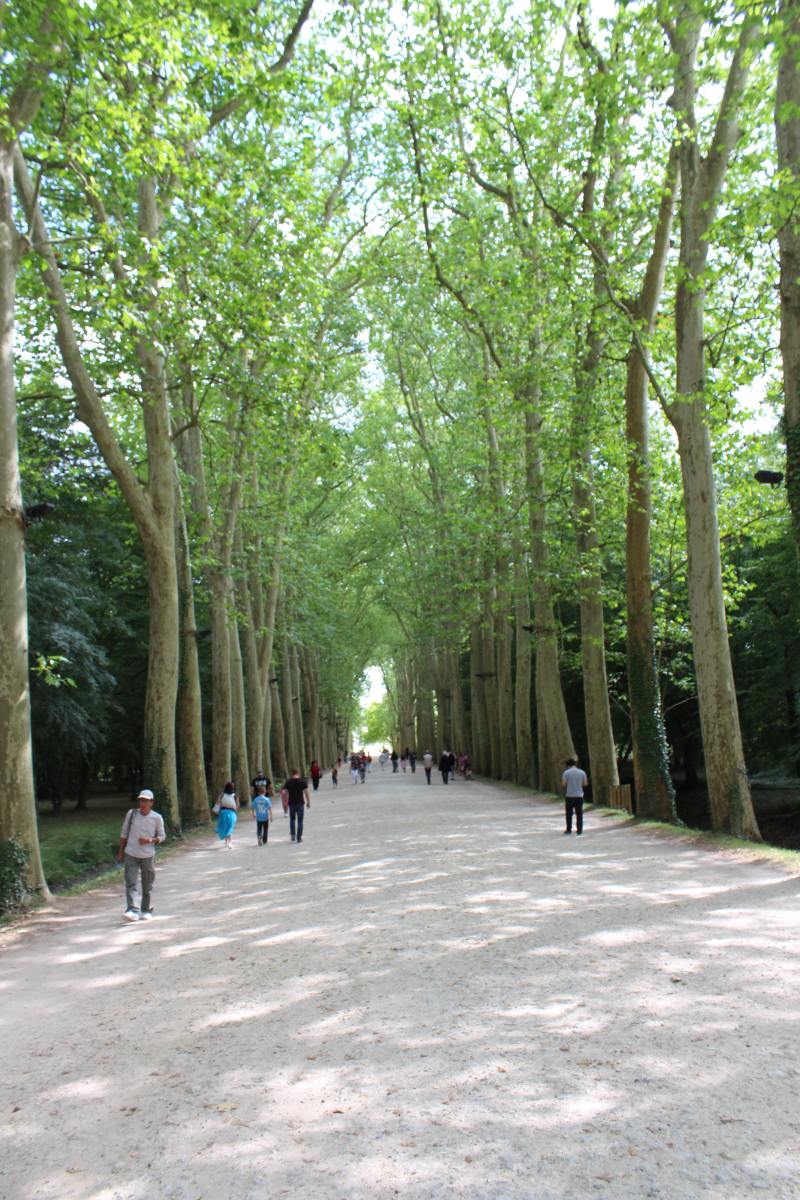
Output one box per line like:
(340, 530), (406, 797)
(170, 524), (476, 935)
(116, 789), (166, 921)
(423, 751), (433, 784)
(561, 758), (589, 835)
(281, 768), (311, 843)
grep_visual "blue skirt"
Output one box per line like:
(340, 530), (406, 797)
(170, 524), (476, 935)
(216, 809), (237, 839)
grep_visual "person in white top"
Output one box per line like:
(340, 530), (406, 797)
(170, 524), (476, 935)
(116, 788), (166, 921)
(561, 758), (588, 835)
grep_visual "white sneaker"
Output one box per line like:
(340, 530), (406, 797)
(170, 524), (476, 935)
(139, 911), (154, 921)
(122, 910), (140, 922)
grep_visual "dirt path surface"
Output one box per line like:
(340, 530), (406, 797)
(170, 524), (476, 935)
(3, 770), (800, 1200)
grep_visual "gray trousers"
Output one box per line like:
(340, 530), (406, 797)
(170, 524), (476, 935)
(124, 853), (156, 912)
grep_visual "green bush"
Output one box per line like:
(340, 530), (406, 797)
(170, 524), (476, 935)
(40, 824), (119, 888)
(0, 840), (29, 913)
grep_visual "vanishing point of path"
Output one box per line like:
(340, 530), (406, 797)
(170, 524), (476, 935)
(2, 770), (800, 1200)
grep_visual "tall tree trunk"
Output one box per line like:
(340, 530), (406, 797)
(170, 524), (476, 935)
(177, 415), (235, 793)
(282, 637), (302, 771)
(290, 642), (306, 771)
(626, 347), (676, 820)
(470, 616), (490, 774)
(514, 553), (535, 787)
(777, 0), (800, 558)
(236, 529), (264, 776)
(417, 661), (437, 756)
(270, 677), (288, 781)
(302, 646), (319, 764)
(262, 684), (274, 783)
(18, 158), (181, 824)
(665, 9), (760, 838)
(481, 595), (501, 776)
(229, 604), (249, 803)
(0, 139), (48, 894)
(447, 645), (468, 757)
(522, 393), (575, 791)
(571, 441), (619, 804)
(175, 476), (209, 822)
(483, 405), (514, 778)
(624, 146), (678, 821)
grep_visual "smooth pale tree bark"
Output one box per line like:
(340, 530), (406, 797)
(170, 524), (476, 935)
(776, 0), (800, 556)
(625, 149), (678, 821)
(522, 387), (576, 792)
(568, 71), (621, 806)
(483, 404), (515, 779)
(246, 465), (291, 776)
(470, 615), (491, 774)
(270, 677), (288, 780)
(446, 645), (467, 756)
(513, 552), (535, 787)
(664, 9), (761, 838)
(281, 636), (302, 771)
(0, 137), (48, 893)
(17, 157), (181, 824)
(174, 474), (209, 822)
(177, 387), (247, 794)
(417, 657), (437, 755)
(480, 597), (501, 776)
(302, 646), (319, 764)
(0, 19), (55, 895)
(238, 563), (264, 778)
(229, 604), (249, 801)
(571, 329), (619, 803)
(397, 651), (416, 750)
(290, 643), (306, 770)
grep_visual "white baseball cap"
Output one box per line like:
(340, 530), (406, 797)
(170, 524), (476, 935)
(137, 788), (155, 801)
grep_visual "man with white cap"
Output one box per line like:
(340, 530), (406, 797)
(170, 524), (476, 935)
(116, 789), (166, 922)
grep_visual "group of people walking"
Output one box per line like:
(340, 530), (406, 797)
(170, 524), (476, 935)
(118, 751), (590, 921)
(210, 767), (314, 849)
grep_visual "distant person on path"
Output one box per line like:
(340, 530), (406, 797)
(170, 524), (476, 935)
(400, 752), (408, 773)
(282, 769), (310, 842)
(409, 750), (416, 773)
(439, 752), (450, 784)
(358, 751), (367, 783)
(251, 768), (270, 805)
(117, 788), (165, 922)
(214, 781), (239, 848)
(379, 749), (389, 770)
(423, 751), (433, 784)
(390, 749), (399, 773)
(350, 752), (360, 784)
(310, 760), (322, 791)
(562, 758), (588, 835)
(331, 765), (338, 788)
(251, 784), (273, 845)
(447, 750), (456, 780)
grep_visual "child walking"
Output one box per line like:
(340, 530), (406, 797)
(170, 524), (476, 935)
(251, 784), (273, 845)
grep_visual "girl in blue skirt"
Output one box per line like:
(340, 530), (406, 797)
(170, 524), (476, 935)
(215, 781), (238, 848)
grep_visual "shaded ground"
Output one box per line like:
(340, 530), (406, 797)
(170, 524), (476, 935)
(2, 770), (800, 1199)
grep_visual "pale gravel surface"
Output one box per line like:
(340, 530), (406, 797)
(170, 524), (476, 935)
(2, 769), (800, 1200)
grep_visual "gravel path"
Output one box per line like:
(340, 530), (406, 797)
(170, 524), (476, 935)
(2, 769), (800, 1200)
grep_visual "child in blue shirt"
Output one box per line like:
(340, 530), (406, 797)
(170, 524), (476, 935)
(251, 784), (273, 845)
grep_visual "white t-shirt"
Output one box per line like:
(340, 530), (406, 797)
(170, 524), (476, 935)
(562, 766), (588, 798)
(121, 809), (166, 859)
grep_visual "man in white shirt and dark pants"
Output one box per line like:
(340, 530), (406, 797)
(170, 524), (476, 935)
(561, 759), (588, 836)
(116, 788), (166, 921)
